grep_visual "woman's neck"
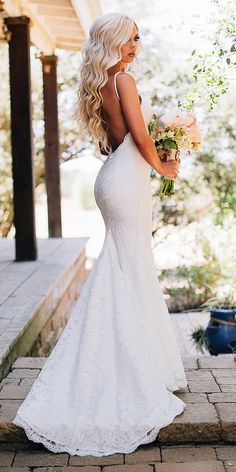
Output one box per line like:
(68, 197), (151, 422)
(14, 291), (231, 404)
(107, 62), (127, 76)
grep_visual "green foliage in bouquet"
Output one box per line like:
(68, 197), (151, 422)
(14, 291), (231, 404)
(148, 116), (177, 197)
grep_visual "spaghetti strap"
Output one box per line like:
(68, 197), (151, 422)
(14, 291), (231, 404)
(114, 71), (122, 100)
(113, 71), (142, 104)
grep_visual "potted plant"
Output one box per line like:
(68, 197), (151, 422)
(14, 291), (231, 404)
(190, 326), (210, 355)
(191, 288), (236, 356)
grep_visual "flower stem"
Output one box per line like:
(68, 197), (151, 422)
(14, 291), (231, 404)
(161, 178), (175, 196)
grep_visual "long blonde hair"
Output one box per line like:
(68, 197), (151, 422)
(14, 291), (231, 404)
(77, 13), (140, 156)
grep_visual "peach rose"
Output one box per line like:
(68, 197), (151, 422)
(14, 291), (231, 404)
(188, 120), (201, 144)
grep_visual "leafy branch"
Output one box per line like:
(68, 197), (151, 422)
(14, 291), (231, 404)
(180, 0), (236, 110)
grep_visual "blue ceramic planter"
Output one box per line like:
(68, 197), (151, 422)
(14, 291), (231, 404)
(204, 308), (236, 355)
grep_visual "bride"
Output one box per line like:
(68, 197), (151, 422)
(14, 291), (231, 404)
(12, 12), (188, 457)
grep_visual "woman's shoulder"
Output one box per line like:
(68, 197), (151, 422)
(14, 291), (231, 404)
(115, 71), (141, 104)
(115, 71), (137, 90)
(116, 70), (135, 80)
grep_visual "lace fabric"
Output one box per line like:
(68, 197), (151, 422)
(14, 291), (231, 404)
(12, 88), (188, 456)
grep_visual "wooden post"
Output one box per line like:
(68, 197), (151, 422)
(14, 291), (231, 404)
(4, 16), (37, 261)
(40, 54), (62, 237)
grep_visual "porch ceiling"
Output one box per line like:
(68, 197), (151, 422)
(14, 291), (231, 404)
(0, 0), (102, 53)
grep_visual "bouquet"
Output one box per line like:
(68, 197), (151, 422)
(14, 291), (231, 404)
(148, 108), (201, 196)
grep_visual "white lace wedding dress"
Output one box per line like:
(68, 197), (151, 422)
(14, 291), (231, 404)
(12, 71), (188, 456)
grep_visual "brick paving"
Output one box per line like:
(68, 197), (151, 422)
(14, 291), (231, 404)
(1, 444), (236, 470)
(170, 310), (210, 358)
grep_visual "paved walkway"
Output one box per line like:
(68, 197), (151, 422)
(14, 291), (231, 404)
(0, 443), (236, 471)
(171, 311), (210, 357)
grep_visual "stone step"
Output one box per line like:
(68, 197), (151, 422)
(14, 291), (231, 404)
(0, 238), (90, 382)
(0, 355), (235, 446)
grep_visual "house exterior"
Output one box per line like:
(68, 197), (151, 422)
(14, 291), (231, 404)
(0, 0), (102, 260)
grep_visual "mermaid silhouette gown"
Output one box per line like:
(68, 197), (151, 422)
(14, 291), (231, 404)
(12, 71), (188, 456)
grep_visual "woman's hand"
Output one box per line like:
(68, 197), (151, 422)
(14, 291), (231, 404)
(159, 156), (180, 178)
(157, 149), (180, 178)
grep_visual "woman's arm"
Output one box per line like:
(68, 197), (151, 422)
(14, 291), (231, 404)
(116, 72), (179, 178)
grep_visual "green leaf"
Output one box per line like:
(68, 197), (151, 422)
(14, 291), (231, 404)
(226, 57), (231, 65)
(156, 119), (165, 129)
(163, 139), (178, 150)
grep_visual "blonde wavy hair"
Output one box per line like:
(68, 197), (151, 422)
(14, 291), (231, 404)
(77, 12), (141, 156)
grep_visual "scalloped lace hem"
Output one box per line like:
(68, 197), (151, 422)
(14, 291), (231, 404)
(13, 397), (186, 457)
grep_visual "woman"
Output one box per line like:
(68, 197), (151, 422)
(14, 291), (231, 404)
(12, 12), (188, 457)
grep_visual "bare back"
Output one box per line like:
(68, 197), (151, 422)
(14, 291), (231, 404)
(100, 72), (142, 153)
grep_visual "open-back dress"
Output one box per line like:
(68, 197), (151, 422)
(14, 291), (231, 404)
(12, 71), (188, 456)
